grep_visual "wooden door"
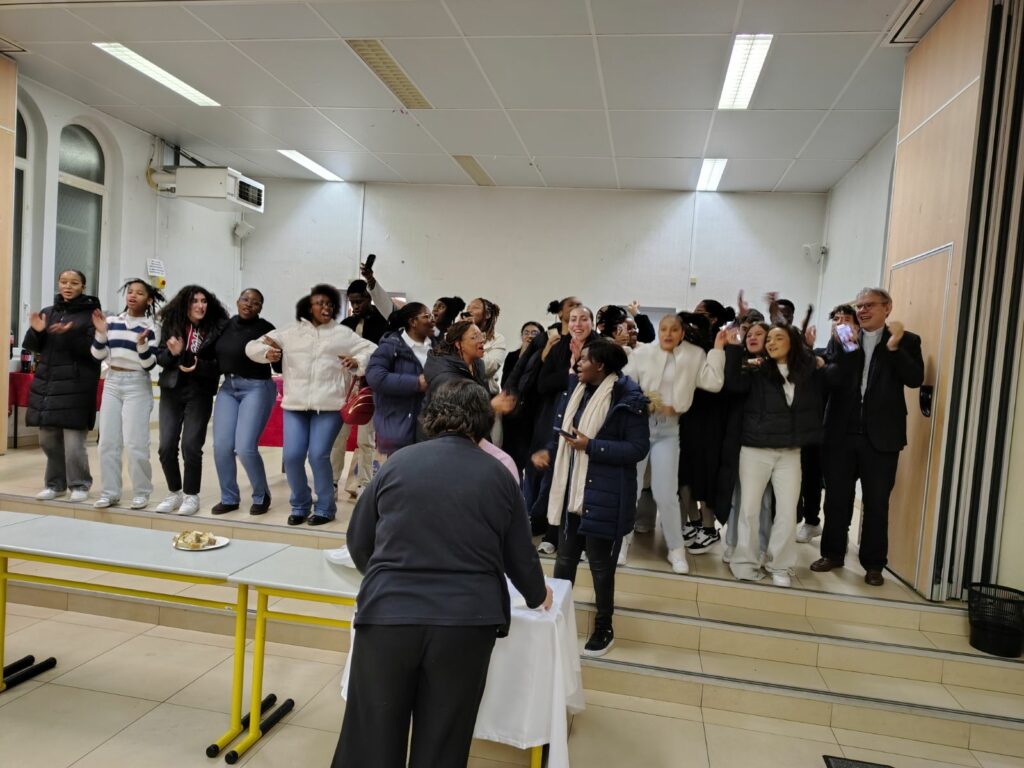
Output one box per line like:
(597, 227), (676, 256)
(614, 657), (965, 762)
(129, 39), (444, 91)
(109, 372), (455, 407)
(884, 246), (952, 592)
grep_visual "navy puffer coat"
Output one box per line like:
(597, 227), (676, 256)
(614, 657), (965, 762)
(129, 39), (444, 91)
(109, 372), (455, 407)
(365, 331), (433, 455)
(544, 374), (650, 540)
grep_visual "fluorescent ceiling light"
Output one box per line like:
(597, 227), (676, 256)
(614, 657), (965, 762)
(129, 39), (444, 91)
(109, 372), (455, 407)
(93, 43), (219, 107)
(718, 34), (773, 109)
(697, 159), (727, 192)
(277, 150), (344, 182)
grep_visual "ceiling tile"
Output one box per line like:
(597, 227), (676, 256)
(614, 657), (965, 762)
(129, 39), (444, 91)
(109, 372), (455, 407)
(235, 40), (398, 108)
(599, 36), (732, 109)
(706, 110), (824, 158)
(230, 148), (326, 179)
(477, 155), (545, 186)
(375, 154), (473, 185)
(717, 159), (791, 191)
(186, 3), (337, 41)
(533, 156), (617, 189)
(749, 34), (876, 110)
(230, 107), (362, 152)
(609, 110), (712, 158)
(310, 1), (458, 38)
(147, 106), (282, 149)
(320, 108), (441, 154)
(591, 0), (739, 34)
(617, 158), (701, 190)
(738, 0), (899, 33)
(383, 39), (496, 109)
(0, 8), (104, 43)
(510, 111), (611, 157)
(775, 158), (856, 191)
(132, 42), (305, 106)
(801, 109), (897, 160)
(96, 105), (204, 145)
(445, 0), (590, 36)
(837, 47), (908, 110)
(71, 6), (219, 42)
(302, 151), (404, 183)
(413, 110), (522, 156)
(15, 54), (133, 108)
(470, 37), (603, 109)
(180, 144), (272, 178)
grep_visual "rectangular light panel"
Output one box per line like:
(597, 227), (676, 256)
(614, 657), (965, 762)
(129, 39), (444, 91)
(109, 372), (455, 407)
(93, 42), (219, 107)
(718, 34), (773, 110)
(697, 159), (727, 191)
(277, 150), (344, 182)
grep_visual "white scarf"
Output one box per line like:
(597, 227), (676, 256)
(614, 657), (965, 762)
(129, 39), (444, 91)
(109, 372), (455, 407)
(547, 374), (618, 527)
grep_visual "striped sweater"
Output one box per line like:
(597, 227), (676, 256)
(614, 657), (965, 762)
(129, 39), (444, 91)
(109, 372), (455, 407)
(91, 313), (159, 371)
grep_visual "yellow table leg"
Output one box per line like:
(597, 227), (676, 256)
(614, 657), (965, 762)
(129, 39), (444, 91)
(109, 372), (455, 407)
(226, 590), (270, 762)
(0, 556), (7, 695)
(530, 745), (543, 768)
(206, 584), (249, 756)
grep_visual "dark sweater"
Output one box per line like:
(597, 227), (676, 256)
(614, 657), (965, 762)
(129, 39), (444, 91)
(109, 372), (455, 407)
(215, 315), (277, 379)
(347, 434), (547, 636)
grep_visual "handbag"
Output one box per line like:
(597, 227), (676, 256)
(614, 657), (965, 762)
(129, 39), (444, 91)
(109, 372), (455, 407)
(341, 377), (375, 426)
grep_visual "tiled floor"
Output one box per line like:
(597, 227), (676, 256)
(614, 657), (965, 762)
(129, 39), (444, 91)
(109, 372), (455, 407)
(4, 605), (1018, 768)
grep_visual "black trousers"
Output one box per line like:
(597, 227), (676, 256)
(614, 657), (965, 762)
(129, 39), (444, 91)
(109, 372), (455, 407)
(554, 512), (619, 629)
(821, 434), (900, 571)
(796, 444), (823, 526)
(332, 624), (497, 768)
(158, 385), (213, 495)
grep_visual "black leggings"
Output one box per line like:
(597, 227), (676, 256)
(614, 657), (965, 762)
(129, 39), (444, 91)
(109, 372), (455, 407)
(158, 385), (213, 495)
(554, 513), (620, 629)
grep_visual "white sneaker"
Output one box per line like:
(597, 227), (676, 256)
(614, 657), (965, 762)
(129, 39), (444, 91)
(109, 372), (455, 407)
(667, 546), (689, 575)
(771, 572), (792, 588)
(796, 523), (822, 543)
(155, 491), (183, 514)
(93, 495), (119, 509)
(722, 545), (734, 563)
(617, 534), (632, 566)
(68, 489), (89, 503)
(324, 546), (356, 568)
(537, 541), (556, 556)
(35, 488), (65, 501)
(178, 494), (200, 516)
(129, 495), (150, 510)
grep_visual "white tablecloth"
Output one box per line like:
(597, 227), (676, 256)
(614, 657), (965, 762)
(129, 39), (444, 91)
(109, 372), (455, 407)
(342, 577), (583, 768)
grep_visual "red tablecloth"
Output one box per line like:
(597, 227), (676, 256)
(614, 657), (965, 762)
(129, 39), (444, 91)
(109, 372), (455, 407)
(8, 371), (104, 413)
(257, 377), (357, 449)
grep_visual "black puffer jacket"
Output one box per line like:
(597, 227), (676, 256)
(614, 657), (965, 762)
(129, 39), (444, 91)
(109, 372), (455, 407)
(22, 293), (102, 430)
(724, 345), (823, 449)
(418, 352), (487, 441)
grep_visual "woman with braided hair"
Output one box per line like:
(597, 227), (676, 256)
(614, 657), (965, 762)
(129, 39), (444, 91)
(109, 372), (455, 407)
(465, 297), (506, 395)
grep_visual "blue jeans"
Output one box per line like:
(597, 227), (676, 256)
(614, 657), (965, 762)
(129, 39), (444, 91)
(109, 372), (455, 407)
(283, 409), (342, 519)
(213, 376), (276, 505)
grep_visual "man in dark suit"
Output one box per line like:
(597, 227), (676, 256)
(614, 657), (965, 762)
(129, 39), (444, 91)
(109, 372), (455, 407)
(811, 288), (925, 586)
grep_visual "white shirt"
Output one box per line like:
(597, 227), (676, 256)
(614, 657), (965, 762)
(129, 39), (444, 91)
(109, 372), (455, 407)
(401, 329), (430, 368)
(777, 363), (795, 406)
(861, 328), (884, 396)
(659, 354), (676, 405)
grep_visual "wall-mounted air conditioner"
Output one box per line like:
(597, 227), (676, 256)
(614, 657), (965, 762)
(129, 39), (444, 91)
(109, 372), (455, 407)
(157, 166), (265, 213)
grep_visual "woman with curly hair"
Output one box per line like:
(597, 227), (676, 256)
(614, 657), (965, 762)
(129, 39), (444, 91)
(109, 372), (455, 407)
(246, 283), (376, 526)
(465, 297), (505, 395)
(154, 284), (229, 515)
(91, 278), (164, 510)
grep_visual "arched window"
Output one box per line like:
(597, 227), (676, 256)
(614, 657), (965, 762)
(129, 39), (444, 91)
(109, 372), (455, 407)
(56, 124), (105, 292)
(11, 110), (28, 338)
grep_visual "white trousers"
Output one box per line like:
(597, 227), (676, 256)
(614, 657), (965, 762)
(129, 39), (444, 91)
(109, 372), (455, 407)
(98, 370), (154, 499)
(635, 418), (685, 551)
(729, 446), (801, 581)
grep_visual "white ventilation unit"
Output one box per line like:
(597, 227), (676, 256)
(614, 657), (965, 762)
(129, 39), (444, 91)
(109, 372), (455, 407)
(156, 166), (265, 213)
(884, 0), (956, 46)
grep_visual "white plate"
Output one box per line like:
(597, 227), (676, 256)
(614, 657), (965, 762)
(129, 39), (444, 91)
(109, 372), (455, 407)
(173, 535), (230, 552)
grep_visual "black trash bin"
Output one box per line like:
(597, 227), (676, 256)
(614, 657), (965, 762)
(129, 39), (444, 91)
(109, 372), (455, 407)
(968, 583), (1024, 658)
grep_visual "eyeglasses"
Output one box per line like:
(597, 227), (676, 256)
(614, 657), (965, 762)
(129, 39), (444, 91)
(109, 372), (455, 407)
(311, 299), (335, 308)
(855, 302), (883, 311)
(239, 297), (263, 307)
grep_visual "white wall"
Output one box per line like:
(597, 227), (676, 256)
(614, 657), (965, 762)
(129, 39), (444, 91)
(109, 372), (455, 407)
(820, 128), (897, 316)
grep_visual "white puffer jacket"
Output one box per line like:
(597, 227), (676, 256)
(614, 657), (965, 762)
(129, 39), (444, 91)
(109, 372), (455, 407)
(246, 320), (376, 412)
(624, 341), (725, 414)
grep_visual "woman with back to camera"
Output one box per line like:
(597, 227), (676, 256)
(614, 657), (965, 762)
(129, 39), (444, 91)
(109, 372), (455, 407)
(247, 283), (376, 526)
(725, 324), (824, 586)
(334, 379), (551, 768)
(211, 288), (278, 516)
(622, 314), (727, 571)
(532, 339), (648, 656)
(91, 278), (163, 510)
(23, 269), (102, 503)
(154, 284), (229, 516)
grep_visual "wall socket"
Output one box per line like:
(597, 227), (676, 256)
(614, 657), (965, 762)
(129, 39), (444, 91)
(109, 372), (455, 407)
(689, 275), (698, 285)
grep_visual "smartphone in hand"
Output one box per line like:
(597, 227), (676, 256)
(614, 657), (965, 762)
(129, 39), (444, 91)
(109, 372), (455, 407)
(364, 253), (376, 270)
(553, 427), (576, 440)
(836, 324), (858, 352)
